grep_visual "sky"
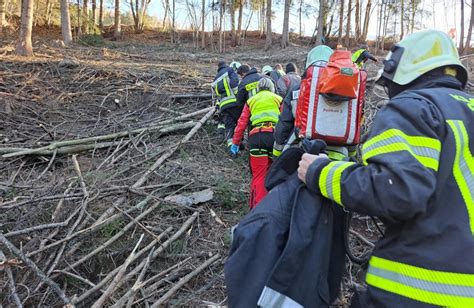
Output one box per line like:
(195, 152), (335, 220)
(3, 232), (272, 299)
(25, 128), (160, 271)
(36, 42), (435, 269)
(128, 0), (471, 44)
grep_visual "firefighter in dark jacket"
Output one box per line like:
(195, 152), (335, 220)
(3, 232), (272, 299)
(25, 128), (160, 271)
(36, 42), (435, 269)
(212, 60), (240, 147)
(352, 45), (377, 68)
(273, 45), (333, 157)
(298, 30), (474, 307)
(276, 63), (301, 98)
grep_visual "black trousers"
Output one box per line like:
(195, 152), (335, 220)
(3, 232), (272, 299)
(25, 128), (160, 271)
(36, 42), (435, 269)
(221, 105), (244, 145)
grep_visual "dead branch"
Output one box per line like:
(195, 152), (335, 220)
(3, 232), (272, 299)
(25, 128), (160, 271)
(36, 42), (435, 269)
(150, 254), (221, 307)
(73, 212), (198, 304)
(0, 249), (23, 307)
(91, 234), (145, 308)
(66, 202), (162, 270)
(0, 233), (71, 305)
(112, 248), (155, 308)
(1, 121), (198, 158)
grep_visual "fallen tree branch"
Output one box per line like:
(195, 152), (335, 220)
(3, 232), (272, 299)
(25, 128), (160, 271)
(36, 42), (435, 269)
(73, 212), (198, 304)
(0, 233), (71, 305)
(66, 202), (162, 270)
(1, 121), (197, 158)
(0, 249), (23, 307)
(150, 253), (221, 307)
(91, 234), (144, 308)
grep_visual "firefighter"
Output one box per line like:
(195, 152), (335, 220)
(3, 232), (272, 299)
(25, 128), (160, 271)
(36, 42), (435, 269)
(276, 63), (301, 98)
(352, 44), (377, 68)
(298, 30), (474, 307)
(262, 65), (284, 85)
(211, 60), (241, 147)
(273, 45), (333, 157)
(231, 78), (283, 209)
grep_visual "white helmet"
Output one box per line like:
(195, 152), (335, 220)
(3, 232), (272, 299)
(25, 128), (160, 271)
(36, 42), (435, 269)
(262, 65), (273, 75)
(257, 77), (275, 93)
(230, 61), (241, 71)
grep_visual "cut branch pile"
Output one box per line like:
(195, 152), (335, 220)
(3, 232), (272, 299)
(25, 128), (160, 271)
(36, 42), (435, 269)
(0, 58), (244, 306)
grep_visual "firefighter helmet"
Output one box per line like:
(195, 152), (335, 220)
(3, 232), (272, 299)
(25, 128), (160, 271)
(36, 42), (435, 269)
(377, 30), (468, 87)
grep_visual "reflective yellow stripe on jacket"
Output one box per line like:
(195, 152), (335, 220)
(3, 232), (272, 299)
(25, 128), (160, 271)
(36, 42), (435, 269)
(318, 161), (356, 206)
(447, 120), (474, 236)
(245, 81), (259, 98)
(212, 72), (237, 108)
(367, 256), (474, 307)
(362, 129), (441, 171)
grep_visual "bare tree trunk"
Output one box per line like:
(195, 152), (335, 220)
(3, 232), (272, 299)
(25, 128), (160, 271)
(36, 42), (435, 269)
(264, 0), (272, 50)
(0, 0), (6, 32)
(260, 0), (265, 37)
(172, 0), (175, 42)
(201, 0), (205, 48)
(91, 0), (96, 26)
(219, 0), (224, 52)
(130, 0), (136, 30)
(236, 0), (243, 45)
(464, 0), (473, 54)
(162, 0), (169, 29)
(76, 0), (82, 36)
(113, 0), (121, 39)
(362, 0), (371, 40)
(230, 0), (236, 46)
(82, 0), (88, 33)
(337, 0), (344, 44)
(345, 0), (351, 47)
(355, 0), (360, 42)
(315, 0), (324, 45)
(99, 0), (103, 29)
(400, 0), (404, 39)
(16, 0), (34, 56)
(281, 0), (290, 47)
(298, 0), (303, 37)
(60, 0), (73, 44)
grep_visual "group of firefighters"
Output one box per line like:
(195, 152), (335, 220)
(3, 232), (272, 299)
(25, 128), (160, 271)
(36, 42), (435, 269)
(212, 43), (376, 208)
(215, 29), (474, 307)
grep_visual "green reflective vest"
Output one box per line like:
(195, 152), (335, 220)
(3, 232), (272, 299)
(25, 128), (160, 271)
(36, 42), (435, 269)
(247, 90), (282, 126)
(351, 48), (365, 68)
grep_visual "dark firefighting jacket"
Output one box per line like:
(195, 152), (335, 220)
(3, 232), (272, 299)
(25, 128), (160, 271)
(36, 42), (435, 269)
(305, 76), (474, 307)
(274, 85), (300, 152)
(236, 68), (263, 108)
(212, 64), (240, 111)
(225, 146), (346, 308)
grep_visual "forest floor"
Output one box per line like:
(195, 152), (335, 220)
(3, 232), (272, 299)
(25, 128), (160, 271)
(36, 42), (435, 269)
(0, 27), (473, 306)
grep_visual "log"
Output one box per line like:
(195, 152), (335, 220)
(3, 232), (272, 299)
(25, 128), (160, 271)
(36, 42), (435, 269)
(1, 121), (196, 158)
(170, 93), (212, 99)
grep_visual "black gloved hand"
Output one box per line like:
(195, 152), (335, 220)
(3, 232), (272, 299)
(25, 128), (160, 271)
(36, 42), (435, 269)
(301, 139), (327, 155)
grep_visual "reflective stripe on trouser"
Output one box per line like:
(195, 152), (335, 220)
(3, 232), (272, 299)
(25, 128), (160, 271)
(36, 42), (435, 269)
(366, 256), (474, 307)
(258, 286), (303, 308)
(362, 128), (441, 171)
(249, 149), (271, 208)
(318, 161), (355, 206)
(447, 120), (474, 235)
